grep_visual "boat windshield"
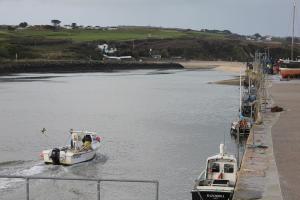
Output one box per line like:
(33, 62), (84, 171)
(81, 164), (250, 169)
(224, 164), (234, 173)
(209, 162), (220, 173)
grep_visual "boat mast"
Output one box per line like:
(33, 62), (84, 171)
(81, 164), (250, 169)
(239, 67), (242, 118)
(291, 0), (296, 60)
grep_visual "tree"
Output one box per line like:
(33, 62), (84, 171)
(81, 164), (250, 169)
(19, 22), (28, 28)
(71, 23), (77, 29)
(254, 33), (262, 38)
(223, 30), (232, 35)
(51, 19), (61, 27)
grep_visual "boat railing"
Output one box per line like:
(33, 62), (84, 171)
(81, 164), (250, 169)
(196, 169), (205, 181)
(0, 175), (159, 200)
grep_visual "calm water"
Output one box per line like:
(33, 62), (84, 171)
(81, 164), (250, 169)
(0, 69), (239, 200)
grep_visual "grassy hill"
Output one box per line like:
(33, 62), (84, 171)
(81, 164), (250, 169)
(0, 26), (298, 62)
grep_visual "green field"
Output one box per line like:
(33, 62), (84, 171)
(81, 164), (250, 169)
(0, 27), (226, 42)
(0, 26), (295, 62)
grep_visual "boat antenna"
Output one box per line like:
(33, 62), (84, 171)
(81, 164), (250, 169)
(223, 131), (226, 151)
(292, 0), (296, 60)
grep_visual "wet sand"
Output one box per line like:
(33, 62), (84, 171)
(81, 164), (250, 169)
(212, 77), (240, 85)
(180, 61), (245, 85)
(180, 60), (244, 73)
(271, 80), (300, 200)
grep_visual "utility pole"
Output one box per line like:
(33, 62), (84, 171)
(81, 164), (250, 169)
(291, 0), (296, 60)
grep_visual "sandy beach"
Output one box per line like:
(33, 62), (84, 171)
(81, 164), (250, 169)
(179, 60), (245, 73)
(180, 61), (245, 85)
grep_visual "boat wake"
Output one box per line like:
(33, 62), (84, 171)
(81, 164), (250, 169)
(0, 153), (107, 190)
(0, 160), (48, 190)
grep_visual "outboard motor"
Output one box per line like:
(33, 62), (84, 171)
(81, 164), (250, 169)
(50, 148), (60, 165)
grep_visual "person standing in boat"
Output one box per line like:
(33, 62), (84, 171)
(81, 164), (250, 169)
(70, 129), (74, 149)
(81, 135), (92, 151)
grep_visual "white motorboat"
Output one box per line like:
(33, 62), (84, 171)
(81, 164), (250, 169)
(191, 144), (237, 200)
(41, 130), (101, 165)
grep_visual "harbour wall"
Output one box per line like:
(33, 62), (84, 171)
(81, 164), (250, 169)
(233, 69), (283, 199)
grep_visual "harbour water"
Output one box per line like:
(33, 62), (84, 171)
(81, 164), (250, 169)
(0, 69), (239, 200)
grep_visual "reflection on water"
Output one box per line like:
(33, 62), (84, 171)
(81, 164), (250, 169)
(0, 69), (239, 200)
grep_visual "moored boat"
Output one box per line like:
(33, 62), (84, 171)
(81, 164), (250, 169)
(41, 130), (101, 165)
(279, 60), (300, 79)
(230, 118), (251, 137)
(191, 144), (237, 200)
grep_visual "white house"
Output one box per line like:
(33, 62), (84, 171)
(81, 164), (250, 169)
(97, 44), (117, 54)
(265, 36), (273, 41)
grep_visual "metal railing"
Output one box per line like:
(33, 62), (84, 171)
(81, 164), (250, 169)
(0, 175), (159, 200)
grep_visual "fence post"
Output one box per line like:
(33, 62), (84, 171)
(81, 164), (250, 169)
(97, 181), (101, 200)
(26, 178), (29, 200)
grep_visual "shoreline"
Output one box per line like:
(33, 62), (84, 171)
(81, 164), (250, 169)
(210, 77), (240, 86)
(180, 60), (245, 85)
(0, 60), (244, 76)
(0, 60), (183, 75)
(179, 60), (244, 73)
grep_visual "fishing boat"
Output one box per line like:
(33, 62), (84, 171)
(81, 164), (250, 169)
(191, 144), (237, 200)
(230, 66), (252, 137)
(230, 117), (251, 137)
(41, 130), (101, 165)
(279, 60), (300, 79)
(279, 1), (300, 79)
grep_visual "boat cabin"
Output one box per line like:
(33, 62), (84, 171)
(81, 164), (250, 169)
(205, 157), (237, 186)
(70, 130), (100, 150)
(204, 145), (237, 186)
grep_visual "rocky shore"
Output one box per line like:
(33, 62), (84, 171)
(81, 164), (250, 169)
(0, 60), (184, 75)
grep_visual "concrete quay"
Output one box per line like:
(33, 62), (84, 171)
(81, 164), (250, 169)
(234, 77), (300, 200)
(271, 80), (300, 200)
(233, 77), (283, 200)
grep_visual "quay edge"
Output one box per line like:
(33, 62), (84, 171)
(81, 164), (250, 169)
(233, 75), (283, 200)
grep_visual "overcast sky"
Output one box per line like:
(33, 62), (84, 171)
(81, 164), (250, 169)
(0, 0), (299, 36)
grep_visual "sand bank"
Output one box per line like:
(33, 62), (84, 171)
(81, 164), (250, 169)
(211, 77), (240, 86)
(180, 60), (245, 73)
